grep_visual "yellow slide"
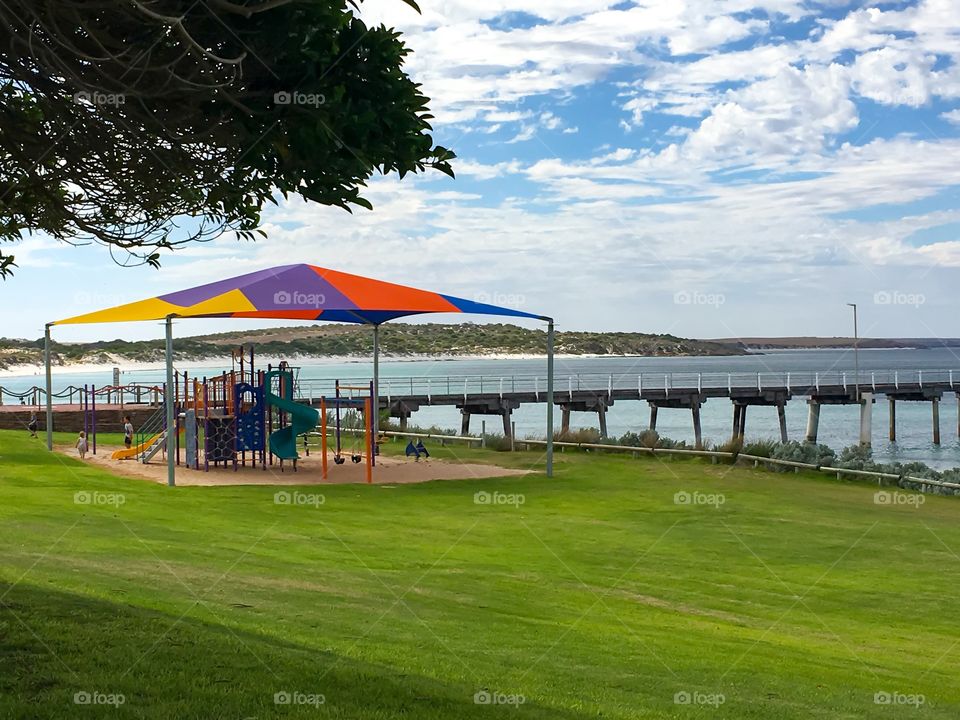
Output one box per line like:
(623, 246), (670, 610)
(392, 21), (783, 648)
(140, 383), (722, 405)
(111, 433), (162, 460)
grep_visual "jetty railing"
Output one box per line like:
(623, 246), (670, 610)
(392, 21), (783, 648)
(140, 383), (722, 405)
(8, 369), (960, 406)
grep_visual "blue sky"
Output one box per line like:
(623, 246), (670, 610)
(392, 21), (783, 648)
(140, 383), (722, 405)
(6, 0), (960, 344)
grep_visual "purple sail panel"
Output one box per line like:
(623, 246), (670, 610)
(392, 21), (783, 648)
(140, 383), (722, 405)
(240, 264), (358, 312)
(159, 266), (298, 307)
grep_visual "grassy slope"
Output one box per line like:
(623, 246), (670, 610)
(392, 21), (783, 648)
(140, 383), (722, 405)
(0, 430), (958, 718)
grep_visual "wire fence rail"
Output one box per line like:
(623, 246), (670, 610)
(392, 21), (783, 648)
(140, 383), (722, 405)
(332, 427), (960, 494)
(7, 368), (960, 406)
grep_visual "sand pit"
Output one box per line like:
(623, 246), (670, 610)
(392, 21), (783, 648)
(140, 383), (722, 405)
(60, 444), (528, 487)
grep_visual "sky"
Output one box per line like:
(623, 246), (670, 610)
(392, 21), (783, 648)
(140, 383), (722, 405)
(5, 0), (960, 343)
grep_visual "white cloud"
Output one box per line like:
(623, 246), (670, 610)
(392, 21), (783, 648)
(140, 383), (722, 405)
(942, 108), (960, 124)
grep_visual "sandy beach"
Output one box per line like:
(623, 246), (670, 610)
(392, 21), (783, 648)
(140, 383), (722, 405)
(0, 352), (601, 380)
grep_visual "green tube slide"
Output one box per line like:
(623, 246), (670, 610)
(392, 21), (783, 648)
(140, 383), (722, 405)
(265, 370), (319, 461)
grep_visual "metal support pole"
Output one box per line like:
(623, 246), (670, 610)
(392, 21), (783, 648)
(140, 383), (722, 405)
(165, 316), (176, 487)
(44, 324), (53, 450)
(848, 303), (859, 402)
(546, 319), (555, 478)
(372, 324), (380, 430)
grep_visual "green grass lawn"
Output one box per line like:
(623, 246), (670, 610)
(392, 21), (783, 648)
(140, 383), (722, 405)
(1, 429), (958, 718)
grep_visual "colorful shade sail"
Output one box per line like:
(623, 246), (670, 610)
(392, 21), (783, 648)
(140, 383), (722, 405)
(53, 264), (545, 325)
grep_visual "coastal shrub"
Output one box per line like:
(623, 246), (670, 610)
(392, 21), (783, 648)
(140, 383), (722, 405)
(656, 436), (688, 450)
(619, 430), (659, 449)
(741, 439), (777, 458)
(481, 434), (513, 452)
(894, 461), (941, 480)
(771, 441), (836, 468)
(837, 444), (875, 471)
(713, 437), (742, 456)
(554, 428), (604, 445)
(380, 419), (457, 437)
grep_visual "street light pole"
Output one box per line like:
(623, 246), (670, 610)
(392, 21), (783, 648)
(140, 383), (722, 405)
(847, 303), (859, 402)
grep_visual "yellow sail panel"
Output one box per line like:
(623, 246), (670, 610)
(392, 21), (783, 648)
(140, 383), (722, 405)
(54, 298), (184, 325)
(179, 288), (257, 317)
(54, 289), (257, 325)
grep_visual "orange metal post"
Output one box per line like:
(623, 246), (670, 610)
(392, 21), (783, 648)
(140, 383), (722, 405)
(364, 397), (372, 484)
(321, 399), (328, 480)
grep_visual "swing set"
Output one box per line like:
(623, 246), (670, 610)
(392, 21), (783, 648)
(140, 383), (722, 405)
(320, 380), (376, 484)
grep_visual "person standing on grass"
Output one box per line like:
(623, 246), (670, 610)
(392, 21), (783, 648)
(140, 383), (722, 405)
(123, 416), (134, 449)
(76, 431), (88, 460)
(27, 412), (38, 438)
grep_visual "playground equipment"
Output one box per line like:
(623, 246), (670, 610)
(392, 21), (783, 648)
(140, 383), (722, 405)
(110, 433), (162, 460)
(107, 346), (375, 478)
(264, 365), (319, 470)
(319, 380), (376, 483)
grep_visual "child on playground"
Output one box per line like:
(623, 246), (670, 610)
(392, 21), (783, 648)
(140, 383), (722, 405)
(27, 412), (38, 438)
(123, 416), (134, 449)
(76, 431), (88, 460)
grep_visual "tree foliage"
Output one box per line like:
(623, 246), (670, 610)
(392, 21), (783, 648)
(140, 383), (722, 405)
(0, 0), (453, 276)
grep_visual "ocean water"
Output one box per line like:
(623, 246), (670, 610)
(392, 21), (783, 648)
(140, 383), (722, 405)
(6, 347), (960, 468)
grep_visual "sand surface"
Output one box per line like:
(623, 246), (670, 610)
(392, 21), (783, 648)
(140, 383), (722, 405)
(60, 444), (527, 487)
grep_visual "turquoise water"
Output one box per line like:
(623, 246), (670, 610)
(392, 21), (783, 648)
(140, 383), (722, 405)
(6, 348), (960, 468)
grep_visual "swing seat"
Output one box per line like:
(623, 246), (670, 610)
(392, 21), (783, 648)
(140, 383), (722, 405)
(351, 454), (362, 463)
(334, 455), (346, 465)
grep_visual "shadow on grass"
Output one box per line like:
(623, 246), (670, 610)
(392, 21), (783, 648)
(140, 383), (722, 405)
(0, 581), (590, 719)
